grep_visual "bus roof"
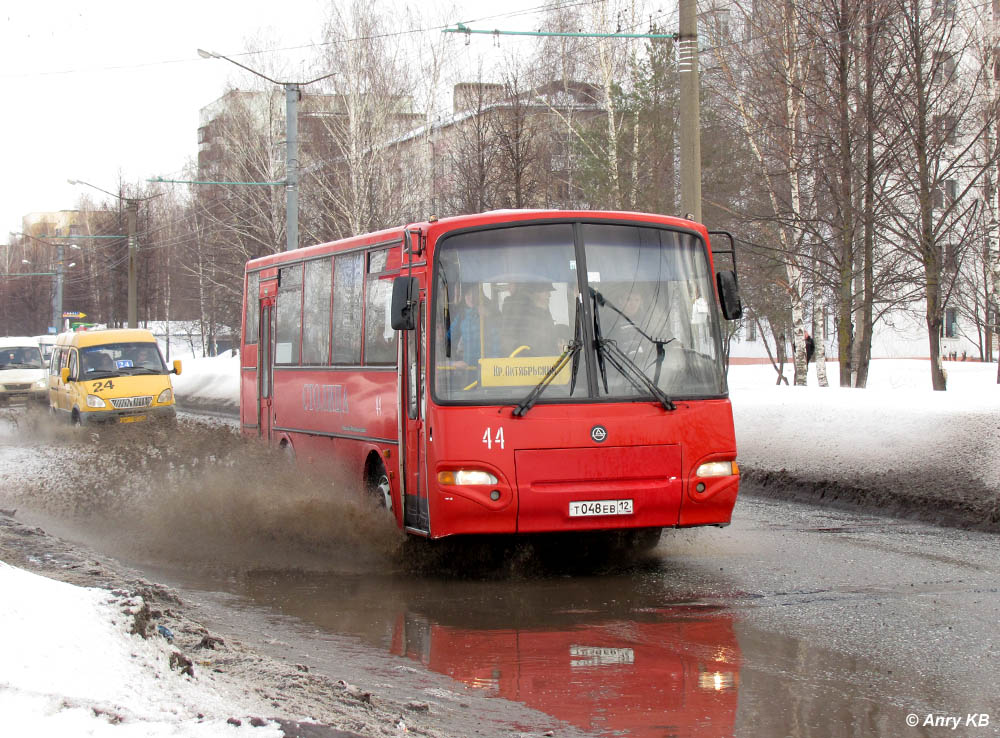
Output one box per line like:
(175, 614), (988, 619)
(245, 209), (705, 272)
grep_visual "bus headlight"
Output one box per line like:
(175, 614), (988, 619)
(157, 389), (173, 404)
(33, 378), (47, 390)
(438, 470), (498, 486)
(86, 395), (107, 408)
(696, 461), (739, 478)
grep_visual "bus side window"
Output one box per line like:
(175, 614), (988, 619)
(245, 272), (260, 353)
(364, 274), (396, 365)
(302, 258), (332, 365)
(333, 252), (363, 365)
(275, 264), (303, 365)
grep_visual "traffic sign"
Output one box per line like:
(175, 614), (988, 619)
(62, 311), (87, 319)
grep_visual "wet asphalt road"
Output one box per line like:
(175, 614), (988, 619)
(155, 493), (998, 738)
(1, 413), (997, 737)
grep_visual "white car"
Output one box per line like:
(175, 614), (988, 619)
(0, 336), (48, 406)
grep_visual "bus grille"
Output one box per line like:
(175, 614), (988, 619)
(111, 396), (152, 409)
(3, 384), (31, 391)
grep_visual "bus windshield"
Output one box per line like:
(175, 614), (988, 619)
(432, 221), (727, 405)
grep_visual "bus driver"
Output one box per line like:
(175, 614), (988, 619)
(500, 281), (561, 356)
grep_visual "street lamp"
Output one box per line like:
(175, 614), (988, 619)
(197, 48), (337, 251)
(66, 179), (159, 328)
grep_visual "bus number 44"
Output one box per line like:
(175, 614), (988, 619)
(482, 427), (505, 450)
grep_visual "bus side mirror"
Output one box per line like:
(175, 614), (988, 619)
(60, 367), (70, 383)
(391, 276), (419, 331)
(717, 270), (743, 320)
(172, 359), (182, 376)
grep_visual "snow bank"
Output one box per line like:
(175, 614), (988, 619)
(171, 353), (241, 413)
(0, 562), (282, 737)
(169, 353), (1000, 525)
(730, 360), (1000, 528)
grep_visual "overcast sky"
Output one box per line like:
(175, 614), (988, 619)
(0, 0), (549, 240)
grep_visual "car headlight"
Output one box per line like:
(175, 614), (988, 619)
(86, 395), (107, 408)
(157, 389), (173, 404)
(437, 469), (499, 485)
(695, 461), (739, 477)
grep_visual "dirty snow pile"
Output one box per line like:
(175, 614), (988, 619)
(173, 352), (1000, 493)
(0, 561), (282, 737)
(729, 360), (1000, 493)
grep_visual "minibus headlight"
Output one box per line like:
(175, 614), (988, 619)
(696, 461), (739, 478)
(438, 470), (499, 486)
(157, 389), (173, 404)
(86, 395), (107, 408)
(33, 378), (47, 390)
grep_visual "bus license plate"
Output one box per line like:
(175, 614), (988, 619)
(119, 415), (146, 424)
(569, 499), (633, 517)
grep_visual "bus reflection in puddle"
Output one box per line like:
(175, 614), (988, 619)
(390, 607), (741, 738)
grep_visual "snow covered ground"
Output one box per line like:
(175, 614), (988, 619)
(0, 561), (283, 737)
(729, 359), (1000, 491)
(173, 351), (1000, 494)
(2, 353), (997, 736)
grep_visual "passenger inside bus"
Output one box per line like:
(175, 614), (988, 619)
(84, 352), (115, 375)
(455, 285), (499, 366)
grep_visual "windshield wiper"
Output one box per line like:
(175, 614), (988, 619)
(590, 288), (675, 411)
(596, 338), (676, 411)
(513, 295), (583, 417)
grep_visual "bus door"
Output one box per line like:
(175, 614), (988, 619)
(401, 297), (429, 533)
(257, 296), (275, 441)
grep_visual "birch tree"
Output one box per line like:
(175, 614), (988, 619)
(304, 1), (420, 240)
(716, 0), (817, 386)
(878, 0), (997, 390)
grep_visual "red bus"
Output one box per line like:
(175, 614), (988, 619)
(240, 210), (743, 542)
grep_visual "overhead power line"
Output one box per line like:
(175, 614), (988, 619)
(444, 23), (677, 40)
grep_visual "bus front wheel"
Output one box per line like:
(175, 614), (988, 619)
(366, 459), (393, 515)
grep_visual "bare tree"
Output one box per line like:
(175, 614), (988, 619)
(493, 65), (544, 209)
(304, 1), (421, 240)
(715, 0), (819, 386)
(878, 0), (998, 389)
(443, 72), (504, 214)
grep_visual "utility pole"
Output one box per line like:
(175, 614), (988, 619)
(68, 180), (158, 329)
(678, 0), (702, 223)
(196, 49), (337, 251)
(285, 84), (300, 252)
(51, 241), (65, 334)
(127, 199), (138, 328)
